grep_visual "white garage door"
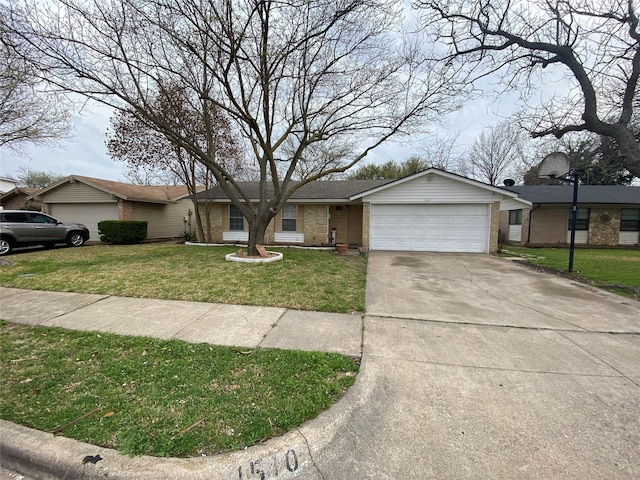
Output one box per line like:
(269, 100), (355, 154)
(49, 203), (118, 242)
(370, 204), (489, 253)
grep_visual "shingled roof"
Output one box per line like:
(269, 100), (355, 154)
(196, 179), (393, 202)
(504, 185), (640, 205)
(32, 175), (196, 204)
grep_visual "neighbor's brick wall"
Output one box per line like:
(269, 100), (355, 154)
(529, 207), (568, 245)
(1, 194), (39, 210)
(302, 204), (329, 245)
(118, 200), (133, 220)
(498, 210), (509, 244)
(589, 208), (621, 246)
(489, 202), (500, 254)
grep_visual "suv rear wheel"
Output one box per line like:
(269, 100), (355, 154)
(0, 238), (13, 256)
(67, 232), (86, 247)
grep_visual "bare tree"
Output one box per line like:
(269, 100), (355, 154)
(464, 121), (527, 185)
(417, 133), (465, 172)
(0, 4), (71, 150)
(416, 0), (640, 178)
(15, 167), (64, 189)
(107, 83), (244, 242)
(346, 156), (431, 179)
(8, 0), (463, 254)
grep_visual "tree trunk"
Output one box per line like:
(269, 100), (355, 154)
(614, 126), (640, 179)
(246, 211), (274, 256)
(194, 206), (206, 243)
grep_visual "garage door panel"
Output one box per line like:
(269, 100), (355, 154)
(49, 204), (118, 242)
(370, 204), (489, 253)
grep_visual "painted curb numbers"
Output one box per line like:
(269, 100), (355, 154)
(238, 449), (299, 479)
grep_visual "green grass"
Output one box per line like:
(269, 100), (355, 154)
(0, 320), (358, 457)
(501, 246), (640, 299)
(0, 244), (366, 312)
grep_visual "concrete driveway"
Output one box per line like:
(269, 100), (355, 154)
(315, 252), (640, 479)
(365, 251), (639, 332)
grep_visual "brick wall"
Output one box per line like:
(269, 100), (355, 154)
(118, 200), (133, 220)
(529, 207), (568, 244)
(362, 202), (370, 250)
(489, 202), (500, 253)
(201, 204), (223, 242)
(302, 204), (329, 245)
(1, 194), (39, 210)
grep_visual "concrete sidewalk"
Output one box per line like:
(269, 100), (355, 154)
(0, 287), (363, 356)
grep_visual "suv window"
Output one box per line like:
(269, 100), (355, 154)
(28, 213), (58, 224)
(1, 212), (30, 223)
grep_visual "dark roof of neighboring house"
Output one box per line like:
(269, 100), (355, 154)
(197, 179), (394, 202)
(504, 185), (640, 205)
(32, 175), (198, 204)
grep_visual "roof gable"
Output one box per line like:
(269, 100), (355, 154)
(350, 169), (520, 201)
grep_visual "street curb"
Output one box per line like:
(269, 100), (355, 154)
(0, 361), (374, 480)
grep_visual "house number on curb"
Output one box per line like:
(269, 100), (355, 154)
(237, 449), (298, 479)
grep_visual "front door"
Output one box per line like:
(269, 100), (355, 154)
(329, 205), (363, 245)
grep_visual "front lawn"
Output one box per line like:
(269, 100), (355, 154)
(0, 320), (358, 457)
(502, 246), (640, 299)
(0, 244), (366, 312)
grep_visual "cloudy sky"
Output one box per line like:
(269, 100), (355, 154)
(0, 89), (535, 183)
(0, 1), (571, 185)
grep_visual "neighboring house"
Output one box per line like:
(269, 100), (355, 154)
(29, 175), (200, 241)
(499, 185), (640, 247)
(0, 177), (17, 195)
(196, 169), (523, 253)
(0, 186), (39, 210)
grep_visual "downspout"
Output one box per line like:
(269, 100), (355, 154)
(527, 204), (541, 244)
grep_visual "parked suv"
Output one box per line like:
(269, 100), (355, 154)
(0, 210), (90, 256)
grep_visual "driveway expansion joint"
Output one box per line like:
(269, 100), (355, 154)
(256, 308), (287, 348)
(363, 314), (601, 334)
(363, 354), (632, 379)
(556, 331), (640, 388)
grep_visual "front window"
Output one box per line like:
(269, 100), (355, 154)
(281, 204), (297, 232)
(509, 209), (522, 225)
(568, 208), (590, 230)
(620, 208), (640, 232)
(229, 205), (244, 231)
